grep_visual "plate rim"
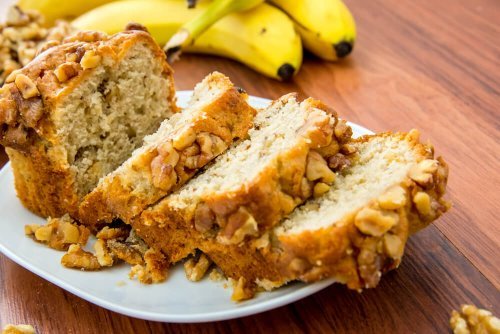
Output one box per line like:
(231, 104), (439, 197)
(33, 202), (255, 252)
(0, 91), (374, 323)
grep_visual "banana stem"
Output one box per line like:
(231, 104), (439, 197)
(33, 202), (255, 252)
(164, 0), (264, 61)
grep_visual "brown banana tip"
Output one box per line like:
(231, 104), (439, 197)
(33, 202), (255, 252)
(277, 63), (295, 81)
(334, 41), (353, 58)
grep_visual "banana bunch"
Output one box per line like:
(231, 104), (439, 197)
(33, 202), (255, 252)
(19, 0), (357, 80)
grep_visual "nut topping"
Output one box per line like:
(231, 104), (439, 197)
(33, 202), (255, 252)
(184, 253), (212, 281)
(378, 186), (407, 210)
(194, 203), (216, 233)
(383, 234), (404, 259)
(80, 49), (101, 69)
(354, 207), (399, 237)
(408, 159), (438, 186)
(54, 62), (80, 82)
(297, 109), (333, 148)
(306, 151), (336, 184)
(14, 74), (39, 99)
(172, 127), (196, 150)
(413, 191), (432, 216)
(61, 244), (101, 271)
(219, 207), (259, 244)
(313, 182), (330, 198)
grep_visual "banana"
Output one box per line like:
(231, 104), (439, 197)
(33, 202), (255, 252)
(72, 0), (302, 80)
(17, 0), (115, 26)
(165, 0), (265, 59)
(269, 0), (356, 61)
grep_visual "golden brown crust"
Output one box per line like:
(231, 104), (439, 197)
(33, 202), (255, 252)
(79, 73), (256, 228)
(1, 30), (176, 219)
(202, 131), (450, 295)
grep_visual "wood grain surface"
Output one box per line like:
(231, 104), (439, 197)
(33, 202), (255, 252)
(1, 0), (499, 333)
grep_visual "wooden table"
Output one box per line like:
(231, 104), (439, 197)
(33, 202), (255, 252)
(1, 0), (499, 332)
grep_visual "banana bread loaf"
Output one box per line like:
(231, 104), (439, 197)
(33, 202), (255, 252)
(0, 29), (176, 218)
(79, 72), (256, 228)
(133, 94), (355, 263)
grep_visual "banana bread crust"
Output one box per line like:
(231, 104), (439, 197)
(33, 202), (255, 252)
(0, 30), (176, 218)
(79, 73), (257, 228)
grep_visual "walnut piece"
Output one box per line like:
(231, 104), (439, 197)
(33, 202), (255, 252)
(306, 151), (336, 184)
(413, 191), (432, 216)
(80, 49), (101, 69)
(14, 74), (39, 99)
(197, 132), (228, 166)
(94, 239), (114, 267)
(409, 159), (438, 186)
(378, 186), (407, 210)
(172, 127), (196, 150)
(61, 244), (101, 271)
(95, 226), (129, 240)
(354, 207), (399, 237)
(54, 62), (80, 82)
(219, 207), (259, 244)
(383, 233), (404, 259)
(151, 141), (179, 190)
(231, 277), (254, 302)
(129, 249), (168, 284)
(313, 182), (330, 198)
(184, 253), (212, 281)
(194, 203), (215, 233)
(297, 109), (333, 149)
(450, 304), (500, 334)
(25, 214), (90, 251)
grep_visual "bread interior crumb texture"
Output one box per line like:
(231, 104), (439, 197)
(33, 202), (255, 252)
(170, 97), (328, 209)
(52, 42), (174, 196)
(277, 136), (417, 235)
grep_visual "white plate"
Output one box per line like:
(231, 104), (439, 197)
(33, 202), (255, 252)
(0, 91), (373, 323)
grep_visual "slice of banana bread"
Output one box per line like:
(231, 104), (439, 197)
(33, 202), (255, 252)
(201, 130), (450, 299)
(133, 94), (355, 263)
(79, 72), (256, 228)
(0, 29), (176, 218)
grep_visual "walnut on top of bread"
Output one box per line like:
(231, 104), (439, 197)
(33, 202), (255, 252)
(0, 6), (73, 85)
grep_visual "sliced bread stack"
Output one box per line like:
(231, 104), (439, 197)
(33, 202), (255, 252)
(200, 130), (449, 298)
(79, 72), (256, 228)
(0, 28), (176, 218)
(134, 94), (356, 264)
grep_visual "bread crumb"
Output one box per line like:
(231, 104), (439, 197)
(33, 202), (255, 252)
(116, 280), (126, 287)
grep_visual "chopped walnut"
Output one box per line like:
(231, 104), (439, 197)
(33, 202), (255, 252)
(0, 6), (74, 85)
(54, 62), (80, 82)
(306, 151), (336, 184)
(219, 207), (259, 244)
(230, 277), (255, 302)
(61, 244), (101, 271)
(354, 207), (399, 237)
(80, 49), (101, 69)
(450, 304), (500, 334)
(2, 324), (36, 334)
(94, 239), (114, 267)
(172, 127), (196, 150)
(25, 214), (90, 251)
(408, 159), (438, 186)
(129, 248), (168, 284)
(14, 74), (39, 99)
(378, 186), (407, 210)
(184, 253), (212, 281)
(95, 226), (129, 240)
